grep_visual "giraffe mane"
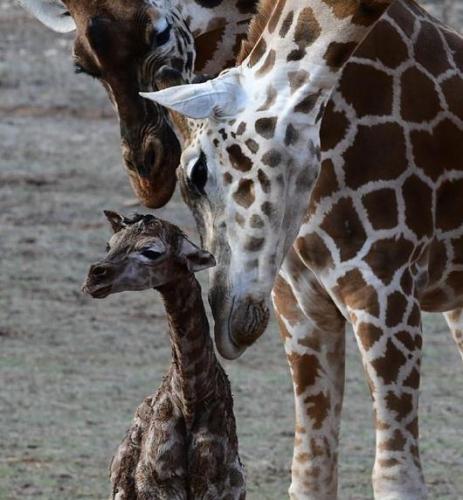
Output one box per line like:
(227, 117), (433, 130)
(237, 0), (278, 64)
(123, 213), (153, 225)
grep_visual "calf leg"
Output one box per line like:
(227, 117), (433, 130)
(110, 396), (154, 499)
(111, 390), (187, 500)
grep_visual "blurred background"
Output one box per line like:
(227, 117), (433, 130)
(1, 0), (462, 498)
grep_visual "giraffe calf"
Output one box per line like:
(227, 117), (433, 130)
(82, 211), (245, 500)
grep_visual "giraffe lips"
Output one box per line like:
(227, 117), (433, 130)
(229, 299), (270, 347)
(213, 295), (270, 360)
(82, 284), (112, 299)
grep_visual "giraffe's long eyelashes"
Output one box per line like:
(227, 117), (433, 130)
(149, 19), (172, 47)
(188, 152), (208, 195)
(140, 249), (163, 260)
(154, 22), (171, 46)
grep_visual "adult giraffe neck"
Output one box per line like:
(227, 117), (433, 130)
(172, 0), (258, 74)
(242, 0), (392, 97)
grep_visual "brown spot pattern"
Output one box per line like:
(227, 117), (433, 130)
(412, 119), (463, 182)
(372, 339), (407, 385)
(296, 233), (333, 270)
(288, 70), (309, 93)
(401, 67), (440, 122)
(294, 92), (321, 114)
(255, 117), (277, 139)
(336, 269), (380, 317)
(305, 392), (331, 429)
(320, 197), (366, 261)
(357, 323), (383, 351)
(342, 63), (393, 118)
(261, 149), (282, 167)
(359, 18), (409, 68)
(256, 49), (276, 77)
(227, 144), (253, 172)
(273, 275), (306, 326)
(364, 237), (413, 285)
(343, 123), (407, 189)
(323, 41), (358, 68)
(287, 352), (321, 395)
(320, 102), (349, 152)
(402, 175), (433, 238)
(386, 292), (408, 327)
(362, 189), (398, 230)
(233, 178), (255, 208)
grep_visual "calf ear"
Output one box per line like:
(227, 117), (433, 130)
(103, 210), (125, 234)
(19, 0), (76, 33)
(140, 71), (245, 120)
(180, 237), (216, 273)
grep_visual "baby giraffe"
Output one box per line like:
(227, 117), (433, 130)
(82, 211), (245, 500)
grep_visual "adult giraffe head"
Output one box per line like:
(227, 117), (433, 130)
(141, 0), (389, 358)
(19, 0), (257, 207)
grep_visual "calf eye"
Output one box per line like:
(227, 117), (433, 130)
(141, 249), (163, 260)
(189, 152), (208, 195)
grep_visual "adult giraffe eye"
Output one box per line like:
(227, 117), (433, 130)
(154, 22), (171, 46)
(73, 61), (101, 79)
(141, 249), (163, 260)
(188, 152), (208, 195)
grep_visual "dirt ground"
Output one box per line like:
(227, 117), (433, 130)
(1, 1), (462, 499)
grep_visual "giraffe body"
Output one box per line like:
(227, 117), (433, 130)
(142, 0), (463, 498)
(83, 213), (245, 500)
(286, 12), (463, 496)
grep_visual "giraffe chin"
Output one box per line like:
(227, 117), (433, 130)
(214, 298), (270, 360)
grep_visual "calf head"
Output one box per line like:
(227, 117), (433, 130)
(83, 211), (215, 297)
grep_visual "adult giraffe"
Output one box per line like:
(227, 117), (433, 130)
(142, 0), (463, 498)
(18, 0), (257, 207)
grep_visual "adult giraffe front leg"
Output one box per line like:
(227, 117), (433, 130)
(273, 248), (346, 500)
(334, 267), (426, 500)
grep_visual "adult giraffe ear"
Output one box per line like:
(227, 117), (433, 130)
(19, 0), (76, 33)
(139, 71), (246, 120)
(180, 236), (216, 273)
(103, 210), (125, 234)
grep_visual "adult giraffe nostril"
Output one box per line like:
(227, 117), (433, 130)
(145, 148), (157, 170)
